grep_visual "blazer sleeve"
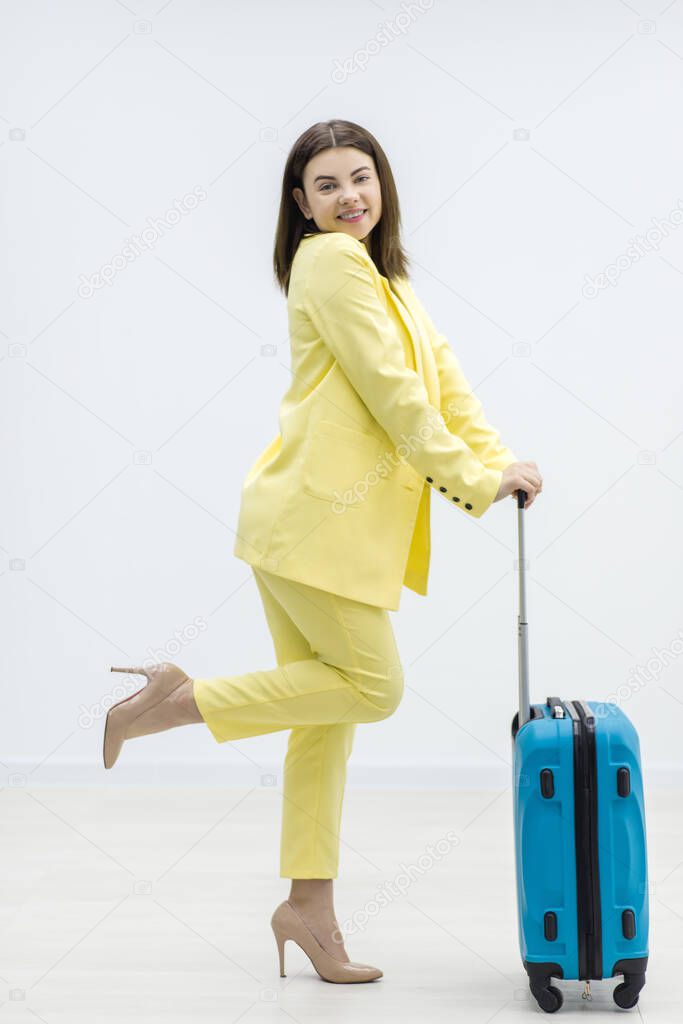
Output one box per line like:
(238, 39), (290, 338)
(429, 330), (518, 471)
(403, 280), (518, 472)
(303, 233), (504, 519)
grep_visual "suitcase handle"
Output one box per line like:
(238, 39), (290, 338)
(516, 489), (531, 727)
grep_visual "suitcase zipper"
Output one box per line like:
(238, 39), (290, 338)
(566, 700), (603, 980)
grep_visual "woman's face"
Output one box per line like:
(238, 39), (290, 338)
(293, 146), (382, 242)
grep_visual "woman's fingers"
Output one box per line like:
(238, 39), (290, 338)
(519, 461), (543, 492)
(515, 487), (536, 508)
(500, 460), (543, 508)
(513, 468), (543, 508)
(521, 468), (542, 492)
(516, 475), (540, 494)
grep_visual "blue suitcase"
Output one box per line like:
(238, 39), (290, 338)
(511, 490), (649, 1012)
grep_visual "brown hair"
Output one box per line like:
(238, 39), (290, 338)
(273, 119), (411, 295)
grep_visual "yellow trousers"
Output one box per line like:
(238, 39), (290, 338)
(192, 567), (404, 879)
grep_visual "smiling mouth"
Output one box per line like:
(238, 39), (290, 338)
(337, 209), (367, 220)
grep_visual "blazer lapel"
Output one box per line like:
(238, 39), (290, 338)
(381, 277), (440, 408)
(380, 277), (423, 375)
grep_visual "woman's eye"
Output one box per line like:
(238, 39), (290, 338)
(320, 175), (370, 193)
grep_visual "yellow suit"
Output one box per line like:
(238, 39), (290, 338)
(195, 230), (518, 878)
(232, 230), (517, 611)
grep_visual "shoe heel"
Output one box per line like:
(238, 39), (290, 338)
(272, 924), (287, 977)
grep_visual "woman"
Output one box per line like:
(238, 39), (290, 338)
(102, 119), (543, 984)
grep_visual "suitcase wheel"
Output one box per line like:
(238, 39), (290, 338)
(613, 979), (643, 1010)
(531, 982), (563, 1013)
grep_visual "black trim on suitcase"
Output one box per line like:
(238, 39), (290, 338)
(510, 704), (544, 741)
(565, 700), (603, 981)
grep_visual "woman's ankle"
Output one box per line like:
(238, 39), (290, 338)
(288, 878), (334, 910)
(125, 680), (202, 738)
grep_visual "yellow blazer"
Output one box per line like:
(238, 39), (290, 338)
(233, 230), (517, 610)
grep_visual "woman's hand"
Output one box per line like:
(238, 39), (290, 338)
(494, 461), (543, 509)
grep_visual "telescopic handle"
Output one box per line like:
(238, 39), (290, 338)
(516, 489), (531, 727)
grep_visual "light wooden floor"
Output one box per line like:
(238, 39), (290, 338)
(2, 786), (678, 1021)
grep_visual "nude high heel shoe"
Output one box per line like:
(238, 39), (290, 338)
(103, 662), (191, 769)
(271, 900), (383, 983)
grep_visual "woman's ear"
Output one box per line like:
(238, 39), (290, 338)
(292, 186), (310, 220)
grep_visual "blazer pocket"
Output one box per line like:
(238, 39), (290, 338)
(302, 420), (397, 503)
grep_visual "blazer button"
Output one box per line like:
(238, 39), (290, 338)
(465, 502), (472, 510)
(439, 486), (447, 493)
(452, 496), (460, 502)
(426, 476), (433, 483)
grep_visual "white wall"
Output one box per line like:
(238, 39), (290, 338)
(3, 0), (682, 788)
